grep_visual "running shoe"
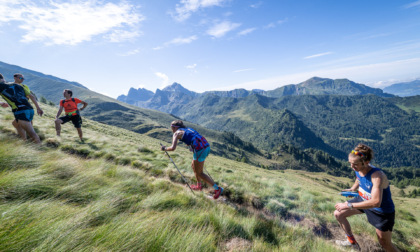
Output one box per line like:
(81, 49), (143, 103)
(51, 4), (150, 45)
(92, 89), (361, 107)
(190, 184), (202, 191)
(213, 187), (223, 199)
(335, 240), (361, 251)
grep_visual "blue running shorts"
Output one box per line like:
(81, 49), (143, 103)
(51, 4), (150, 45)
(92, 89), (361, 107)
(193, 147), (210, 162)
(13, 109), (34, 122)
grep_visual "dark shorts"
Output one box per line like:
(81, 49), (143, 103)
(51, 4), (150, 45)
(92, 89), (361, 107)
(349, 196), (395, 232)
(59, 114), (82, 128)
(14, 109), (34, 122)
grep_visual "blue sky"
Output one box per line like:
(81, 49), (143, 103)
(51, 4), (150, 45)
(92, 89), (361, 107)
(1, 0), (420, 98)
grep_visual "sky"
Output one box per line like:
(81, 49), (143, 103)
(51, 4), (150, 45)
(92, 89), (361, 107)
(1, 0), (420, 98)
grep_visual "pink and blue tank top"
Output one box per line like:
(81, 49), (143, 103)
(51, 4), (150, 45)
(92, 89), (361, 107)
(177, 128), (209, 152)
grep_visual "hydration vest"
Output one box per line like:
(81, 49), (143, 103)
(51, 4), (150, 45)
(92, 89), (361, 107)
(178, 128), (209, 152)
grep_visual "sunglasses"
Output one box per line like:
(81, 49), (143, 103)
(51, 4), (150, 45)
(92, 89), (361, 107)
(351, 150), (365, 157)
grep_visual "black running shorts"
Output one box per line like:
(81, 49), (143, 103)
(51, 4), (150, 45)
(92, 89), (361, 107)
(59, 115), (82, 128)
(349, 196), (395, 232)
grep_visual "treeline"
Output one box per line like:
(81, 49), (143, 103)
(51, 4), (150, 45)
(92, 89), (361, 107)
(273, 95), (420, 167)
(266, 144), (352, 177)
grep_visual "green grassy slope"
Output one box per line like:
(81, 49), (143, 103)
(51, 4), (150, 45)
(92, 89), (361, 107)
(0, 104), (419, 251)
(0, 62), (269, 166)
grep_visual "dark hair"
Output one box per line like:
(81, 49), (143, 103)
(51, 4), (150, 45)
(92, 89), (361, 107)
(171, 120), (185, 128)
(14, 73), (23, 78)
(64, 89), (73, 97)
(351, 143), (374, 162)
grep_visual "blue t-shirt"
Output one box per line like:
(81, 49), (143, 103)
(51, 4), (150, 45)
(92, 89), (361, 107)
(356, 165), (395, 213)
(178, 127), (209, 152)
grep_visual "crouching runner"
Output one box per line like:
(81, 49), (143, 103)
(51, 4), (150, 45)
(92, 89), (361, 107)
(334, 143), (398, 252)
(161, 120), (223, 199)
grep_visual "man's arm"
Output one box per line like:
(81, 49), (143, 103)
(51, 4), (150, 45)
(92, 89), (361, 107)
(28, 93), (43, 116)
(56, 106), (64, 119)
(351, 171), (383, 209)
(79, 100), (88, 111)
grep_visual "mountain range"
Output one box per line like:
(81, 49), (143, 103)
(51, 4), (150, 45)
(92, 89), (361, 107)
(117, 78), (420, 168)
(383, 79), (420, 97)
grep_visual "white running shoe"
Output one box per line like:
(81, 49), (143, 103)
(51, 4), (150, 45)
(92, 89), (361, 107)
(335, 240), (361, 251)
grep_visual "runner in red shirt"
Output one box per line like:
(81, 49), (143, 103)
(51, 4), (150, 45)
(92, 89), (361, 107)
(55, 89), (88, 141)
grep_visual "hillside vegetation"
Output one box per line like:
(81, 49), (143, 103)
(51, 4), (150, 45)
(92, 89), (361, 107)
(0, 102), (419, 251)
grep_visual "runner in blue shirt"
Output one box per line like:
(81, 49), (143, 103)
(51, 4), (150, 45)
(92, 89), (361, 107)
(334, 143), (398, 252)
(161, 120), (223, 199)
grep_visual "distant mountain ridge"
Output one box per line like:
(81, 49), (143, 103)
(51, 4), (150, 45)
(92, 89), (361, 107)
(117, 77), (394, 108)
(0, 61), (88, 90)
(383, 79), (420, 97)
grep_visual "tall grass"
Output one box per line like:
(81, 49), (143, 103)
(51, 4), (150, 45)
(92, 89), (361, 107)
(0, 104), (419, 251)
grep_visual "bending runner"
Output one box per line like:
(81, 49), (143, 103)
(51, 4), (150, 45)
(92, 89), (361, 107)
(10, 74), (44, 140)
(55, 89), (88, 141)
(334, 144), (399, 252)
(161, 120), (224, 199)
(0, 73), (42, 144)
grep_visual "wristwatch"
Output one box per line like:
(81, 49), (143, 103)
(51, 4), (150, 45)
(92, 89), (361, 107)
(347, 202), (353, 209)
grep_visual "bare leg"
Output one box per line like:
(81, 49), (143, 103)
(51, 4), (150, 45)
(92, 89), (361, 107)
(191, 160), (201, 184)
(55, 119), (63, 136)
(18, 120), (40, 144)
(12, 119), (27, 140)
(375, 229), (399, 252)
(192, 160), (215, 186)
(334, 208), (363, 236)
(76, 127), (83, 140)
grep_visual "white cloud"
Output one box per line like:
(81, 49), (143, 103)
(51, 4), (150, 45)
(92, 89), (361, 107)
(217, 57), (420, 91)
(186, 63), (197, 69)
(166, 35), (198, 46)
(403, 0), (420, 9)
(250, 2), (263, 8)
(233, 68), (255, 73)
(0, 0), (144, 45)
(154, 35), (198, 50)
(106, 30), (143, 43)
(173, 0), (228, 21)
(186, 63), (198, 73)
(238, 28), (256, 36)
(155, 72), (170, 88)
(304, 52), (333, 59)
(207, 21), (241, 38)
(117, 48), (142, 57)
(264, 18), (288, 29)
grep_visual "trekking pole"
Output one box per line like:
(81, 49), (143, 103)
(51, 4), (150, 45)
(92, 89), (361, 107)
(204, 166), (214, 181)
(160, 143), (194, 194)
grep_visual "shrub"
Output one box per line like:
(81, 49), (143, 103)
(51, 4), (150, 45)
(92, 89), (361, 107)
(44, 138), (60, 148)
(138, 145), (153, 153)
(104, 153), (116, 161)
(117, 157), (131, 166)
